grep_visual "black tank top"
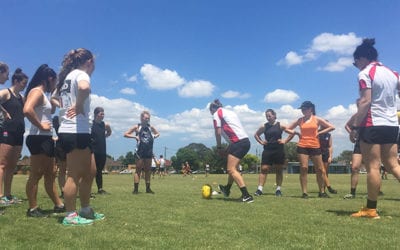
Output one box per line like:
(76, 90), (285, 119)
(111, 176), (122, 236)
(263, 122), (283, 150)
(2, 89), (24, 133)
(91, 120), (106, 154)
(136, 124), (154, 158)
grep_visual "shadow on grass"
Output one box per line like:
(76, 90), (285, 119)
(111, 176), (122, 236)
(326, 209), (354, 216)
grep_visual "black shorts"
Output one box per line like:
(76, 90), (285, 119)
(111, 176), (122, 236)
(261, 145), (285, 165)
(2, 130), (24, 146)
(228, 138), (250, 159)
(321, 150), (330, 163)
(359, 126), (399, 144)
(26, 135), (55, 157)
(55, 140), (67, 161)
(58, 133), (92, 154)
(297, 146), (321, 156)
(353, 140), (361, 154)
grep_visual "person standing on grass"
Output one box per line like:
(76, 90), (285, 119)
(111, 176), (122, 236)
(91, 107), (112, 195)
(349, 39), (400, 219)
(52, 115), (67, 199)
(23, 64), (65, 217)
(124, 111), (159, 194)
(209, 99), (254, 203)
(0, 62), (9, 211)
(318, 121), (337, 194)
(254, 108), (295, 197)
(159, 155), (166, 177)
(57, 48), (104, 226)
(287, 101), (336, 199)
(0, 68), (28, 205)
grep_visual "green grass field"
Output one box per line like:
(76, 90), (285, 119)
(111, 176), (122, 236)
(1, 173), (400, 249)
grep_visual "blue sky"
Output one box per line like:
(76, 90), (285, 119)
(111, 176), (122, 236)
(2, 0), (400, 159)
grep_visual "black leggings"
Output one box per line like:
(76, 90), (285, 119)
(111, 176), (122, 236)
(94, 153), (106, 190)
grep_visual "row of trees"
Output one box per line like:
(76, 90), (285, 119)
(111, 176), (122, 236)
(116, 142), (354, 173)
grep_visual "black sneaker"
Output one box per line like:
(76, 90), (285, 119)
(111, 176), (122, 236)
(327, 187), (337, 194)
(132, 190), (138, 195)
(146, 189), (155, 194)
(301, 193), (309, 199)
(54, 205), (66, 213)
(218, 185), (230, 197)
(318, 192), (330, 198)
(275, 190), (282, 197)
(27, 208), (47, 218)
(254, 189), (263, 196)
(97, 189), (109, 195)
(242, 195), (254, 203)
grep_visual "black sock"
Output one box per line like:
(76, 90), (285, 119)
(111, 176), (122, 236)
(350, 188), (356, 196)
(134, 183), (139, 191)
(366, 199), (377, 209)
(240, 187), (249, 197)
(226, 184), (232, 190)
(146, 183), (150, 190)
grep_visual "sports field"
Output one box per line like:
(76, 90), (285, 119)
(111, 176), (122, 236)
(1, 173), (399, 249)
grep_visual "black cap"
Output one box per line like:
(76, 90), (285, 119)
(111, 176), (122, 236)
(298, 101), (314, 109)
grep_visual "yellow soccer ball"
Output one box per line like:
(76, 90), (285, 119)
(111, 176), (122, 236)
(201, 184), (212, 199)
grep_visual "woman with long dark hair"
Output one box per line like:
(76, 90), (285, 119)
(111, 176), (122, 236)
(0, 68), (28, 205)
(23, 64), (65, 217)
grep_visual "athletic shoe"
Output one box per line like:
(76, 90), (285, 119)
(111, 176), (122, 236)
(318, 192), (330, 198)
(218, 185), (230, 197)
(62, 212), (94, 226)
(254, 189), (263, 196)
(79, 208), (105, 221)
(301, 193), (309, 199)
(275, 190), (282, 197)
(146, 189), (155, 194)
(343, 193), (355, 199)
(242, 195), (254, 203)
(0, 198), (11, 207)
(27, 207), (47, 218)
(327, 187), (337, 194)
(351, 208), (380, 219)
(6, 195), (22, 204)
(97, 189), (109, 195)
(54, 205), (66, 213)
(1, 196), (15, 205)
(132, 189), (138, 195)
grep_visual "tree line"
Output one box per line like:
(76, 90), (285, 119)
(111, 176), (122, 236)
(116, 142), (353, 173)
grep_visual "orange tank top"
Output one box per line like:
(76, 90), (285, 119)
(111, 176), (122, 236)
(298, 115), (320, 149)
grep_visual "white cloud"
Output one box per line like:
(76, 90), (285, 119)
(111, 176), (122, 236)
(221, 90), (251, 99)
(52, 94), (356, 160)
(278, 32), (362, 69)
(120, 88), (136, 95)
(308, 32), (362, 55)
(264, 89), (299, 103)
(178, 80), (215, 98)
(319, 57), (353, 72)
(122, 73), (137, 83)
(140, 64), (185, 90)
(278, 51), (304, 66)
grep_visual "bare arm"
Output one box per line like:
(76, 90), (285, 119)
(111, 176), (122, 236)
(23, 89), (51, 131)
(316, 117), (335, 136)
(151, 125), (160, 139)
(254, 125), (267, 145)
(124, 125), (139, 141)
(105, 123), (112, 137)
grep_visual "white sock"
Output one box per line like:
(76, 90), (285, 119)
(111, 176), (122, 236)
(258, 185), (263, 191)
(276, 186), (281, 191)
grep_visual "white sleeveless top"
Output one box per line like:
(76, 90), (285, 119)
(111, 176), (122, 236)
(29, 89), (52, 136)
